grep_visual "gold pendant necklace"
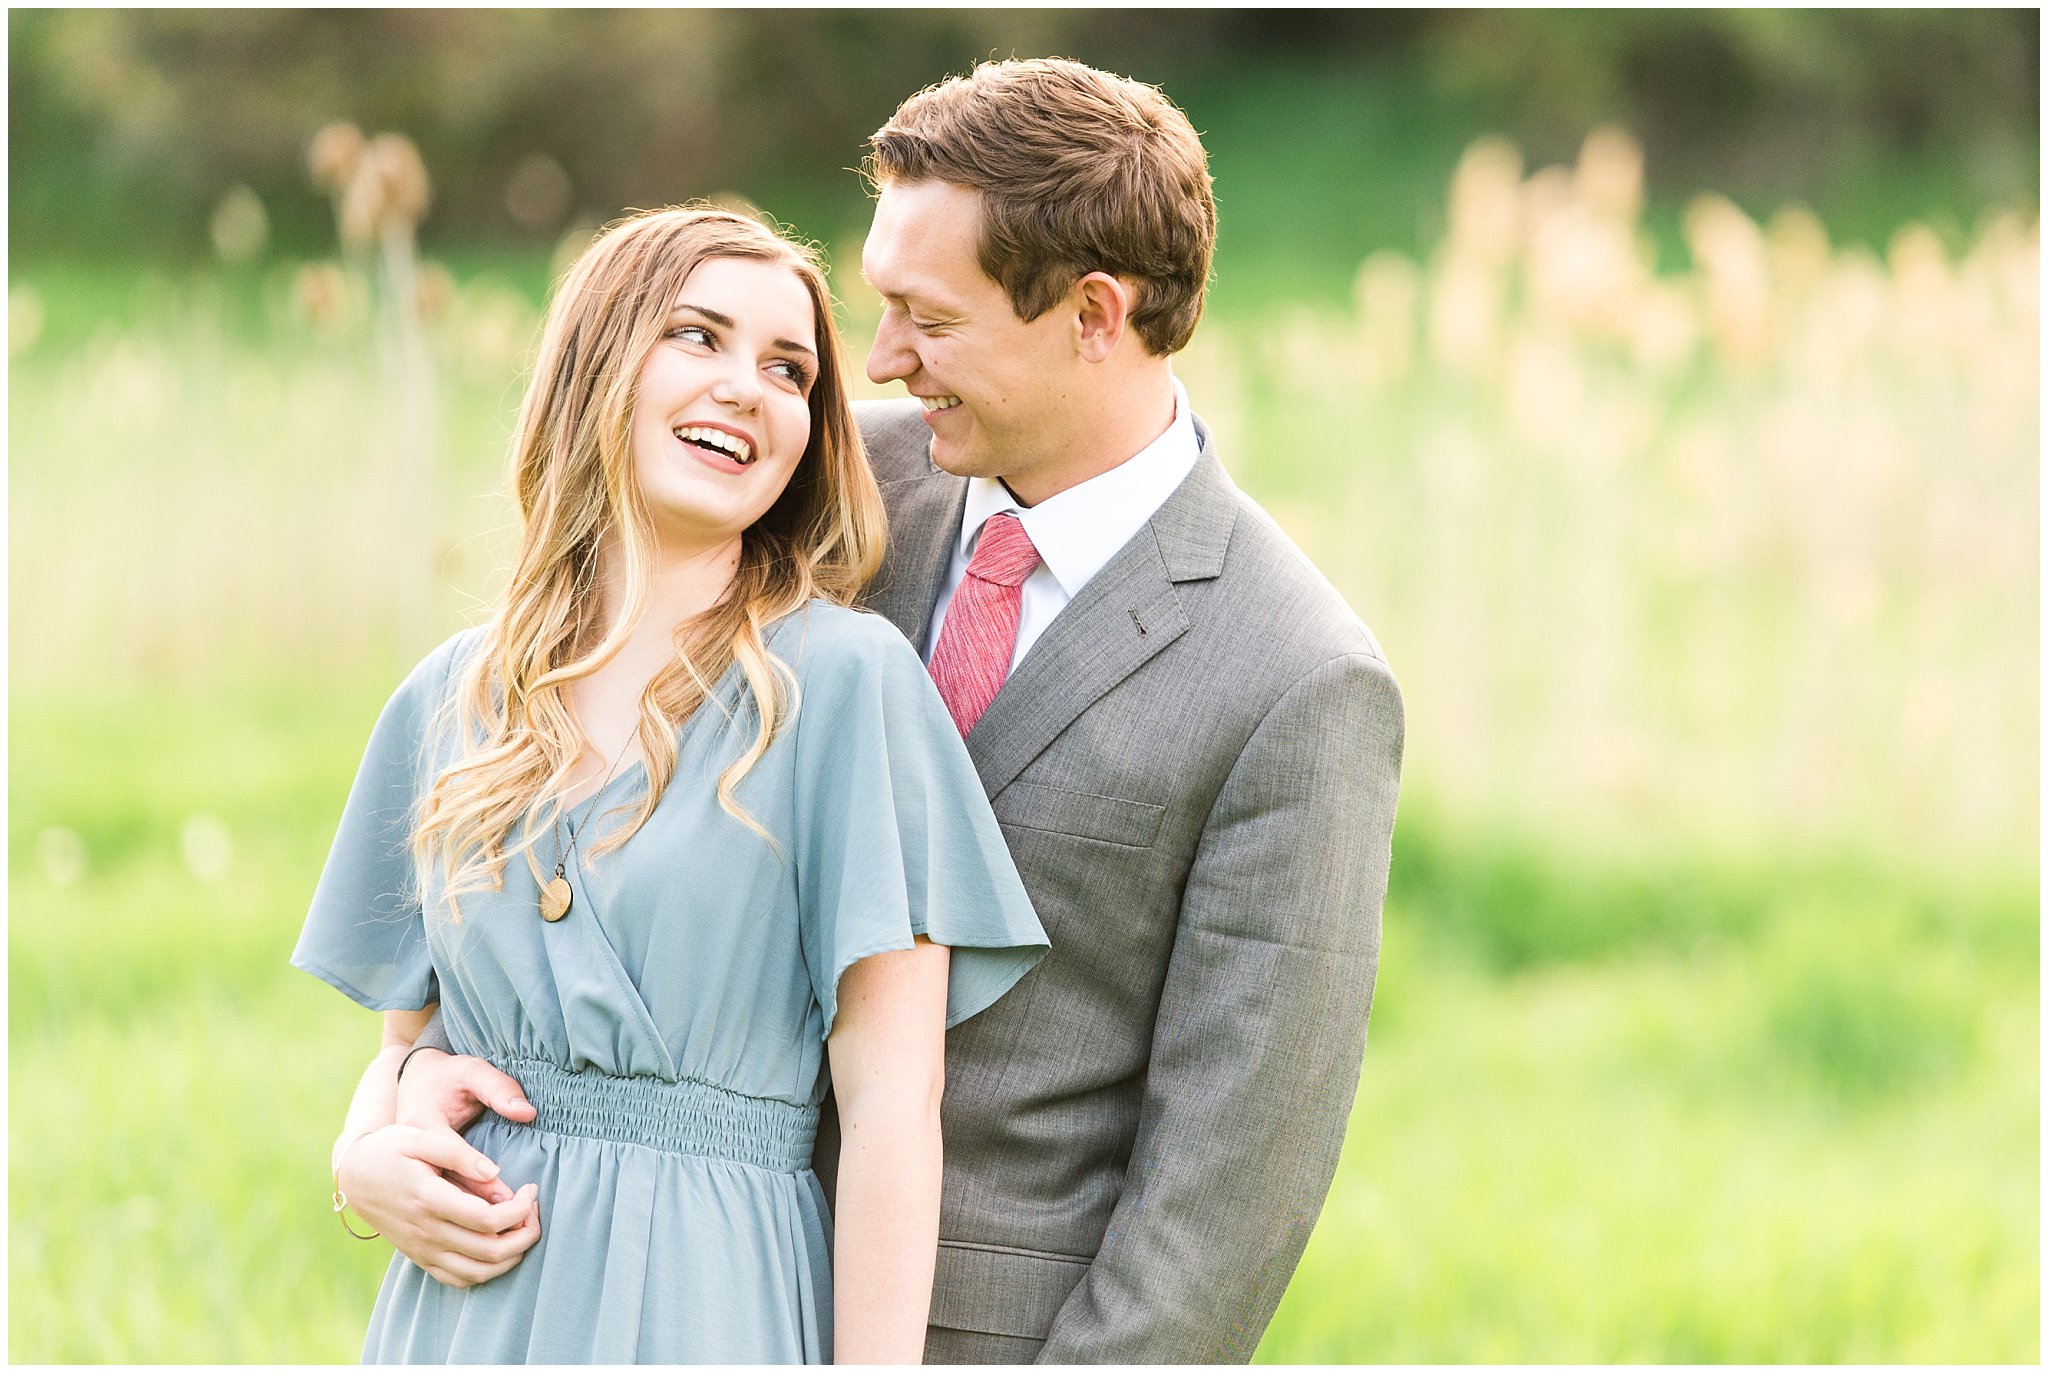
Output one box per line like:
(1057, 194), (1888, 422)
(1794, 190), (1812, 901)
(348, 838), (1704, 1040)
(544, 733), (635, 923)
(540, 870), (573, 922)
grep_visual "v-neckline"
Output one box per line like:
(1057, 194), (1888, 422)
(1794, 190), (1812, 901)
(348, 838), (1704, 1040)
(557, 749), (649, 814)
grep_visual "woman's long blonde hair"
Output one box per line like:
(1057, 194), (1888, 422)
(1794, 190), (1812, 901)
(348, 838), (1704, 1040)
(413, 206), (886, 909)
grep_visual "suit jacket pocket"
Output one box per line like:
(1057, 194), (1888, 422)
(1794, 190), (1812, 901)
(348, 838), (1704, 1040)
(994, 781), (1165, 849)
(929, 1240), (1091, 1339)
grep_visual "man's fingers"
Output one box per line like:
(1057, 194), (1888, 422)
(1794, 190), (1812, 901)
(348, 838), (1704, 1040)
(444, 1058), (537, 1122)
(401, 1124), (504, 1186)
(396, 1053), (536, 1131)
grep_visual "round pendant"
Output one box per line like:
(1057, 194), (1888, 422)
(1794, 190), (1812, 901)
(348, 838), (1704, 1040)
(540, 875), (573, 922)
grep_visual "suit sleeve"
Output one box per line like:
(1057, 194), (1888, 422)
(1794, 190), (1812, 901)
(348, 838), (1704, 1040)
(1037, 650), (1404, 1363)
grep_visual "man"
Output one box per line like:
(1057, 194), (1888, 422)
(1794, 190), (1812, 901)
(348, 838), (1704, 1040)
(351, 58), (1402, 1362)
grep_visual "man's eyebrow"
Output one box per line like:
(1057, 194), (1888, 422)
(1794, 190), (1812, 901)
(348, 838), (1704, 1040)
(672, 302), (816, 358)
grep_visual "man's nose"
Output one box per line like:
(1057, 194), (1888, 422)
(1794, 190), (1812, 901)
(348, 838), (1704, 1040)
(867, 310), (914, 386)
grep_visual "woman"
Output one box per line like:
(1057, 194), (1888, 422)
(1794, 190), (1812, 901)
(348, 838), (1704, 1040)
(292, 207), (1047, 1363)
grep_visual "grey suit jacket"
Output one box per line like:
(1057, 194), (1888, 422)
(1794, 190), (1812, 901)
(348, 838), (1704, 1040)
(813, 399), (1404, 1363)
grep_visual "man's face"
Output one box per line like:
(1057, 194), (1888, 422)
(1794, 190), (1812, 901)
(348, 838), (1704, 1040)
(862, 179), (1077, 499)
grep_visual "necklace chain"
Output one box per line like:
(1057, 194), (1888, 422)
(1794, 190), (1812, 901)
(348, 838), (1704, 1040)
(551, 732), (637, 880)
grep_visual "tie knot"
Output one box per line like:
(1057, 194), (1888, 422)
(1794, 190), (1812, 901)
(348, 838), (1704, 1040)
(966, 513), (1040, 588)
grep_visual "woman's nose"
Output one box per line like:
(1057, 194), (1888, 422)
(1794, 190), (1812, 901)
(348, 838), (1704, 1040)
(710, 357), (762, 411)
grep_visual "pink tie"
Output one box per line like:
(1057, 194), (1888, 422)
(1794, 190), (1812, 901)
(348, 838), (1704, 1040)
(929, 513), (1041, 737)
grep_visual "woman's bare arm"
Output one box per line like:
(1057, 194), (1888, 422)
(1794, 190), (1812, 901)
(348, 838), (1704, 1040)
(826, 936), (951, 1364)
(330, 1008), (431, 1172)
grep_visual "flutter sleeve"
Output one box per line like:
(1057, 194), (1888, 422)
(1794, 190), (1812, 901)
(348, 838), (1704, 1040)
(290, 632), (472, 1011)
(789, 611), (1048, 1038)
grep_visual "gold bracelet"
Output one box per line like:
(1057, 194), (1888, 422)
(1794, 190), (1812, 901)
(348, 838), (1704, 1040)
(331, 1185), (381, 1240)
(331, 1132), (382, 1241)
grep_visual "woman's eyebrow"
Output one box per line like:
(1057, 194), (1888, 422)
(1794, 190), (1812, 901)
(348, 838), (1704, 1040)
(673, 303), (817, 359)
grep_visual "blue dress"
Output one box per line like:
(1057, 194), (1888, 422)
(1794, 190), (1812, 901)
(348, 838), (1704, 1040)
(292, 602), (1048, 1363)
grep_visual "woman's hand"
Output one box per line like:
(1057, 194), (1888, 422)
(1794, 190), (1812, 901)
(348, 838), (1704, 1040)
(328, 1010), (544, 1288)
(826, 936), (951, 1364)
(336, 1124), (542, 1288)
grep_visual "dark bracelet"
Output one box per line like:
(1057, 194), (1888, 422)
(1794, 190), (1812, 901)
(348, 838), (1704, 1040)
(396, 1042), (448, 1085)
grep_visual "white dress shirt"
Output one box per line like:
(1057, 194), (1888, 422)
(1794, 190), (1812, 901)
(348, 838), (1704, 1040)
(925, 376), (1202, 671)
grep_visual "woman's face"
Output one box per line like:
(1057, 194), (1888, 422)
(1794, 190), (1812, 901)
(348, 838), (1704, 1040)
(629, 256), (819, 553)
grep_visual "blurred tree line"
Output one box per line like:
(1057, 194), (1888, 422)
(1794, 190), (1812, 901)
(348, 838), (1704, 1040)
(9, 8), (2038, 271)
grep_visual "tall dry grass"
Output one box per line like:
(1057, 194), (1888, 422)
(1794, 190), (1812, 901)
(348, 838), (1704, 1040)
(9, 129), (2037, 866)
(1171, 129), (2038, 864)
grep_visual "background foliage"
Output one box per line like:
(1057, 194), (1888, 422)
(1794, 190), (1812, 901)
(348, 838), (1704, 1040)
(11, 9), (2039, 274)
(9, 9), (2039, 1363)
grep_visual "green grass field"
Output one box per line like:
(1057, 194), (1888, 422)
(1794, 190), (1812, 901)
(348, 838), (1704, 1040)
(9, 684), (2034, 1361)
(9, 132), (2038, 1360)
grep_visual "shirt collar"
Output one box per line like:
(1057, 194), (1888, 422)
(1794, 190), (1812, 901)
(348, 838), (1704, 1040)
(957, 375), (1201, 598)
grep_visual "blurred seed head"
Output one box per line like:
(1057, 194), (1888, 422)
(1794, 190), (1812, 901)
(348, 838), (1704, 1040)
(180, 812), (233, 884)
(10, 285), (45, 358)
(1685, 194), (1769, 283)
(337, 165), (377, 249)
(1684, 193), (1773, 366)
(504, 153), (572, 232)
(1447, 137), (1523, 266)
(1963, 212), (2039, 326)
(368, 133), (432, 230)
(1519, 165), (1575, 249)
(209, 184), (269, 263)
(1888, 226), (1954, 342)
(1766, 206), (1831, 296)
(1528, 206), (1642, 337)
(307, 121), (366, 195)
(38, 826), (87, 886)
(1574, 126), (1644, 222)
(292, 261), (355, 330)
(336, 132), (433, 249)
(1887, 223), (1949, 284)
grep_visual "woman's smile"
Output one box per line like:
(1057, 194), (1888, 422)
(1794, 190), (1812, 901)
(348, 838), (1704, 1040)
(672, 421), (759, 471)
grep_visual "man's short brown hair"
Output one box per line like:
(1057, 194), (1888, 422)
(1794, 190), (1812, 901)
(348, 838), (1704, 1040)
(865, 57), (1216, 356)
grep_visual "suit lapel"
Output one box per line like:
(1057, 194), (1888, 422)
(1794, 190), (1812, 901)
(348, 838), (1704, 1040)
(965, 529), (1188, 797)
(966, 439), (1240, 798)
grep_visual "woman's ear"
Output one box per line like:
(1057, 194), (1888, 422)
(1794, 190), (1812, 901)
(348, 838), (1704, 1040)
(1072, 271), (1136, 363)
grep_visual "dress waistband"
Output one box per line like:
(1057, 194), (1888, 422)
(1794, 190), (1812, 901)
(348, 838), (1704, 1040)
(488, 1055), (818, 1173)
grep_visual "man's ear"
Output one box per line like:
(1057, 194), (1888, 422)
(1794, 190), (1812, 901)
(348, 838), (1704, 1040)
(1072, 271), (1137, 363)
